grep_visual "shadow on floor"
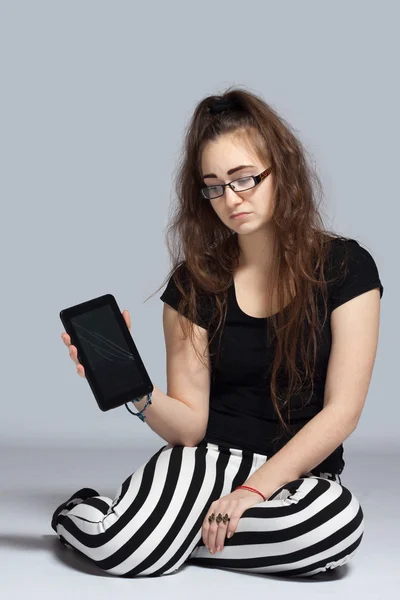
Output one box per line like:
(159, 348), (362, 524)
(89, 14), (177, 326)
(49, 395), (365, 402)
(0, 532), (351, 582)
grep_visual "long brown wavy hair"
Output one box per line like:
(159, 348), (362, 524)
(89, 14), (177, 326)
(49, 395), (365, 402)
(145, 84), (352, 444)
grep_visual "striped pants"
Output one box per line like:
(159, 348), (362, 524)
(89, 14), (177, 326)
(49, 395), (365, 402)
(51, 441), (364, 578)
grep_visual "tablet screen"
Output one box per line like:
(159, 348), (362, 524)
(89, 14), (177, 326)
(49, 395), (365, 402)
(69, 303), (145, 407)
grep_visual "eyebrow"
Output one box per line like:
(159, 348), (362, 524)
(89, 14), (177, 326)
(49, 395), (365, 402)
(202, 164), (256, 180)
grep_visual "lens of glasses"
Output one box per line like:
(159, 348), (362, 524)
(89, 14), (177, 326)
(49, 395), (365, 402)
(202, 176), (255, 199)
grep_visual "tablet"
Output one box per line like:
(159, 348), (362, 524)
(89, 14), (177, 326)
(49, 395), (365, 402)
(60, 294), (153, 412)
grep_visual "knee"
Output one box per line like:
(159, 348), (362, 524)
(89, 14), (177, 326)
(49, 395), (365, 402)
(286, 477), (365, 535)
(312, 478), (364, 527)
(317, 480), (365, 567)
(327, 480), (364, 524)
(300, 480), (365, 576)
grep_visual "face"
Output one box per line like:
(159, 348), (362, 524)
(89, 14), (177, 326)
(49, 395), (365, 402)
(200, 133), (274, 233)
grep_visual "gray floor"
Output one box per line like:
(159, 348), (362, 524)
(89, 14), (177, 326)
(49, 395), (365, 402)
(1, 443), (399, 599)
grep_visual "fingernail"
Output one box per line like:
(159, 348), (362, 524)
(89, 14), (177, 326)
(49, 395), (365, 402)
(216, 545), (220, 552)
(209, 548), (213, 554)
(227, 532), (233, 538)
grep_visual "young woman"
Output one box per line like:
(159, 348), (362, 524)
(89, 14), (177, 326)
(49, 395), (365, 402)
(53, 87), (383, 578)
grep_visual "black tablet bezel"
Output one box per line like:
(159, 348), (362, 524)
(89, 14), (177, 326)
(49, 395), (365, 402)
(60, 294), (153, 411)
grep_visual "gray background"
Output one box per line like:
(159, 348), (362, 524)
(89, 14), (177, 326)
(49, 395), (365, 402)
(0, 0), (398, 597)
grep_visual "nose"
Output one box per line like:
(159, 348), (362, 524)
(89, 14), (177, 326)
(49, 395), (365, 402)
(224, 185), (244, 210)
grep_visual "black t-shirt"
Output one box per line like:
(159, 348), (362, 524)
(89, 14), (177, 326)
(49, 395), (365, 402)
(159, 237), (383, 475)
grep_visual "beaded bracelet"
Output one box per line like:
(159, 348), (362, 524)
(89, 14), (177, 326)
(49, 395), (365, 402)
(124, 392), (153, 422)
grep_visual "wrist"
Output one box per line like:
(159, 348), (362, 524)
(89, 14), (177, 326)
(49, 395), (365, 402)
(235, 485), (267, 502)
(131, 394), (149, 410)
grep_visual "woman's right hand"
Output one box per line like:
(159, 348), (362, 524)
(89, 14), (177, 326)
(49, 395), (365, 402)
(61, 310), (131, 378)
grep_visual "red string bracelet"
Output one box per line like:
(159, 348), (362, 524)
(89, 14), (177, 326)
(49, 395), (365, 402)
(235, 485), (267, 501)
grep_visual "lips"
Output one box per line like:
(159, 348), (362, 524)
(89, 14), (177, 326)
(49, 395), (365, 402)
(230, 212), (250, 218)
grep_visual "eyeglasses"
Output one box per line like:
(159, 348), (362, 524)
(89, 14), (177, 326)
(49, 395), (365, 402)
(200, 166), (272, 200)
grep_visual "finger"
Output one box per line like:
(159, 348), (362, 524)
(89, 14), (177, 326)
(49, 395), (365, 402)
(214, 521), (226, 554)
(61, 332), (71, 346)
(201, 522), (208, 550)
(202, 531), (208, 550)
(122, 310), (131, 330)
(215, 519), (230, 553)
(202, 519), (212, 552)
(203, 528), (211, 553)
(77, 364), (85, 377)
(69, 345), (79, 365)
(207, 520), (218, 555)
(225, 514), (239, 543)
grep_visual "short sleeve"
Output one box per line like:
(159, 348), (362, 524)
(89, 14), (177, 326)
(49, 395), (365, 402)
(329, 238), (384, 312)
(159, 263), (212, 329)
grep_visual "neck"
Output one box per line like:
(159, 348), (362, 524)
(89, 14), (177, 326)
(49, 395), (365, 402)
(237, 226), (276, 272)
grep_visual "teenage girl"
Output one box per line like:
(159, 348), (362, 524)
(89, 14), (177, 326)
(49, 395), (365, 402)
(53, 87), (383, 578)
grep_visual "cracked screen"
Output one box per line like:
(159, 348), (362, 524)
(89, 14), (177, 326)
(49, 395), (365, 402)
(70, 304), (144, 405)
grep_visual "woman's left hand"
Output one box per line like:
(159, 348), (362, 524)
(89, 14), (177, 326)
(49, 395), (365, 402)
(202, 488), (265, 554)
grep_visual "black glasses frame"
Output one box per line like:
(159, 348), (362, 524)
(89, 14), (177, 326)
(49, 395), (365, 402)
(200, 166), (272, 200)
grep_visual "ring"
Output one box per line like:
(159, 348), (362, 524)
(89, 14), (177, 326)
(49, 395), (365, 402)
(208, 512), (230, 524)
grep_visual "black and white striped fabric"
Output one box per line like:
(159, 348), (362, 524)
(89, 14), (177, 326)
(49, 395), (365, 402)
(52, 441), (364, 578)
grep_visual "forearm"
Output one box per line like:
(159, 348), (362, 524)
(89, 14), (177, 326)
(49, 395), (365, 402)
(131, 384), (202, 447)
(242, 405), (358, 499)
